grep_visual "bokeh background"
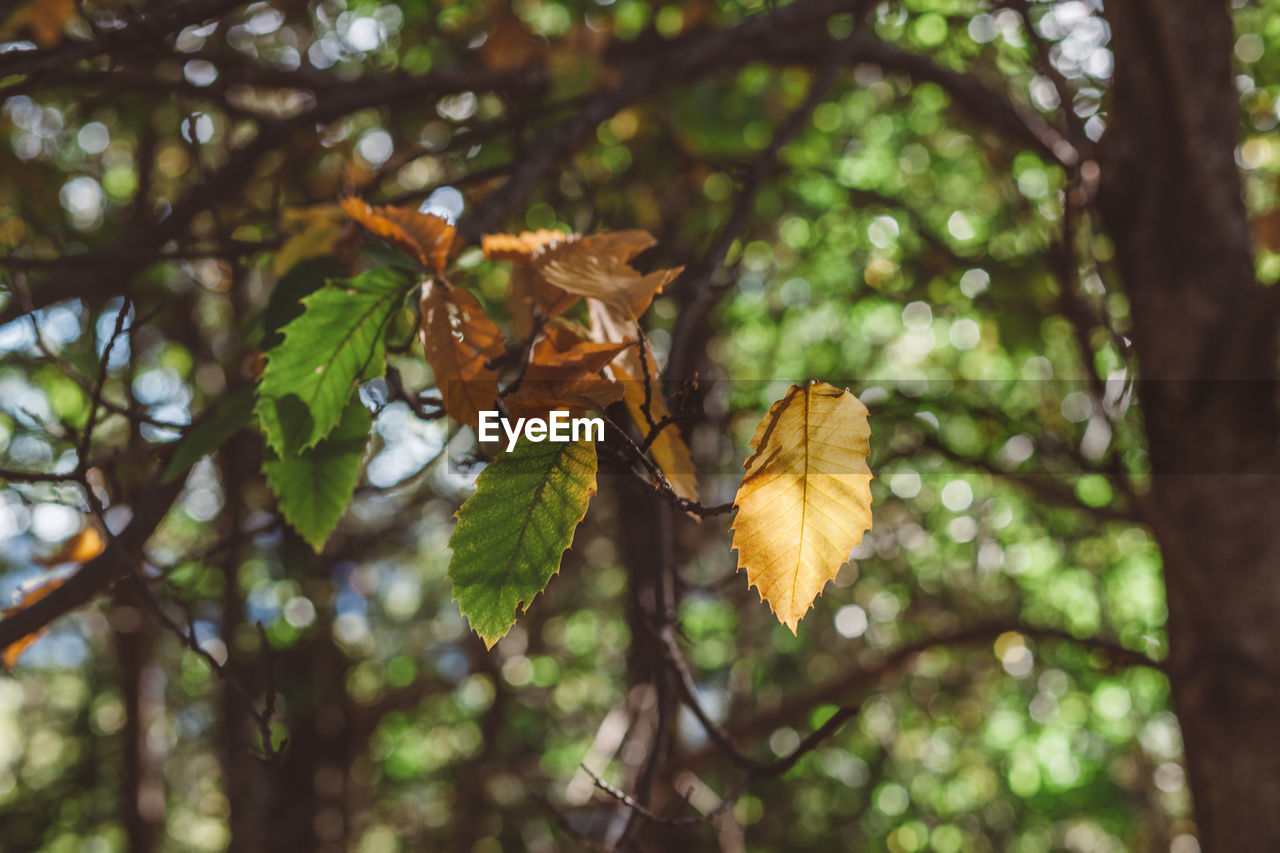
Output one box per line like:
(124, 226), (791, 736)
(1, 0), (1276, 850)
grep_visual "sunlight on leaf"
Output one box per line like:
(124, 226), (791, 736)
(731, 382), (873, 632)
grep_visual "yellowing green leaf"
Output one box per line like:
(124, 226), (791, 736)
(730, 382), (873, 632)
(419, 280), (506, 427)
(448, 438), (597, 648)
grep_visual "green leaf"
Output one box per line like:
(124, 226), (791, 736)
(261, 255), (347, 350)
(255, 267), (410, 457)
(263, 399), (371, 552)
(161, 385), (256, 484)
(448, 438), (598, 648)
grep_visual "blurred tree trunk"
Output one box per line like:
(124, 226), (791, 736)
(217, 434), (268, 852)
(270, 540), (351, 853)
(112, 589), (163, 853)
(1100, 1), (1280, 848)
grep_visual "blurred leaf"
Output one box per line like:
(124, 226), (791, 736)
(487, 229), (671, 329)
(263, 398), (371, 552)
(481, 230), (572, 262)
(35, 524), (105, 567)
(419, 279), (506, 427)
(256, 268), (410, 456)
(448, 437), (597, 648)
(2, 0), (76, 47)
(273, 206), (347, 276)
(2, 577), (68, 669)
(477, 14), (546, 71)
(731, 382), (873, 632)
(162, 385), (256, 484)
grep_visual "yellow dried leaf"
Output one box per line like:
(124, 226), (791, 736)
(342, 197), (456, 275)
(419, 280), (506, 427)
(589, 300), (699, 503)
(273, 205), (347, 276)
(730, 383), (873, 632)
(2, 577), (68, 670)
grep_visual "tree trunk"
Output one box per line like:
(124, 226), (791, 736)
(1099, 1), (1280, 848)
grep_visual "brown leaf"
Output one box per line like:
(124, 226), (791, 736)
(2, 577), (68, 670)
(507, 263), (579, 338)
(588, 301), (699, 503)
(538, 250), (681, 315)
(419, 280), (506, 427)
(1253, 207), (1280, 254)
(341, 197), (457, 275)
(484, 230), (576, 336)
(506, 327), (630, 418)
(487, 229), (668, 324)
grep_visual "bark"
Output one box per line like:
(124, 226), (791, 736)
(1098, 1), (1280, 848)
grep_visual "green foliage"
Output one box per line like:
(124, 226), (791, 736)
(255, 268), (411, 457)
(448, 438), (597, 649)
(262, 398), (371, 551)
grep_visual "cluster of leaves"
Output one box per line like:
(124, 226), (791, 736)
(179, 199), (877, 649)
